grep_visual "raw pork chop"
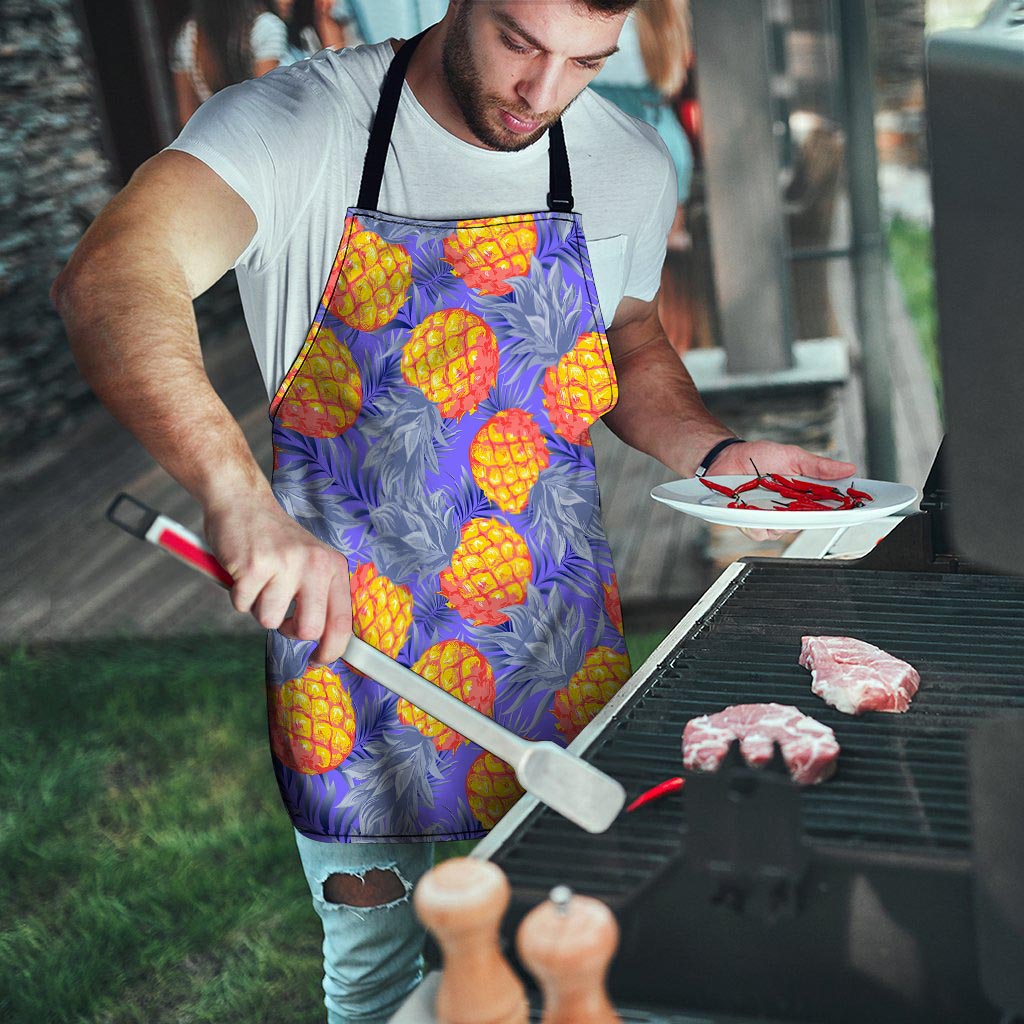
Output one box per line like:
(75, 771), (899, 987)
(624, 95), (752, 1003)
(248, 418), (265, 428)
(799, 636), (920, 716)
(682, 703), (839, 785)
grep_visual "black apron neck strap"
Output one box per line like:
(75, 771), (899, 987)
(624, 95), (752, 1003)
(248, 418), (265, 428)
(357, 31), (575, 215)
(357, 30), (428, 212)
(546, 119), (574, 213)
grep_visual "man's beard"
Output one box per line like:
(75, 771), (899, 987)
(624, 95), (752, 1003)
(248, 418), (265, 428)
(441, 3), (560, 151)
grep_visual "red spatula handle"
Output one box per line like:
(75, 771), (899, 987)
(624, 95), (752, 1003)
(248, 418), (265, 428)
(106, 492), (234, 589)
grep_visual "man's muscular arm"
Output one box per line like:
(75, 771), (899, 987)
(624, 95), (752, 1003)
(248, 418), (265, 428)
(51, 150), (352, 662)
(604, 294), (856, 480)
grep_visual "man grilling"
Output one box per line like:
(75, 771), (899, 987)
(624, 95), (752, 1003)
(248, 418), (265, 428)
(52, 2), (855, 1020)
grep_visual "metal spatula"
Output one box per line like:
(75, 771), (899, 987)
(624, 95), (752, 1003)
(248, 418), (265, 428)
(107, 493), (626, 834)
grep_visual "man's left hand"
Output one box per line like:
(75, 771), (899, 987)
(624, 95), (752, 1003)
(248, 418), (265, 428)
(706, 440), (857, 542)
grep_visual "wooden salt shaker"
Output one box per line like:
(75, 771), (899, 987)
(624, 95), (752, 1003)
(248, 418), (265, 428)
(413, 857), (528, 1024)
(516, 885), (621, 1024)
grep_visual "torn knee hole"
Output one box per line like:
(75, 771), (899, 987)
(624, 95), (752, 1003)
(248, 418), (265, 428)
(323, 868), (406, 908)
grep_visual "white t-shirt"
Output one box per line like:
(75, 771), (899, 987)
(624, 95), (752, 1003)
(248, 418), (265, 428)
(168, 40), (677, 401)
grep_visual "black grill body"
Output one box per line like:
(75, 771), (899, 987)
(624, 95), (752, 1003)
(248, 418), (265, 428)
(489, 556), (1024, 1023)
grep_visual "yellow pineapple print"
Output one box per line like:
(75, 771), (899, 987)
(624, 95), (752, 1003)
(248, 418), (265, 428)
(326, 216), (412, 332)
(397, 640), (496, 751)
(277, 325), (363, 438)
(466, 751), (525, 829)
(401, 308), (499, 418)
(542, 332), (619, 445)
(268, 665), (357, 775)
(469, 409), (550, 513)
(350, 563), (413, 659)
(443, 215), (537, 296)
(439, 518), (532, 626)
(552, 646), (631, 743)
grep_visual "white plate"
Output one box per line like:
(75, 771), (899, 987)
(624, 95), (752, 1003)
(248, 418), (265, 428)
(650, 476), (920, 530)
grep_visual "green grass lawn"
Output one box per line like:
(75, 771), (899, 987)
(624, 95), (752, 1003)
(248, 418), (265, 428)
(887, 215), (941, 406)
(1, 629), (665, 1023)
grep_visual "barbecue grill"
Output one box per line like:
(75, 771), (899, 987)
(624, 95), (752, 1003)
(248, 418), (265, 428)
(465, 11), (1024, 1023)
(475, 464), (1024, 1021)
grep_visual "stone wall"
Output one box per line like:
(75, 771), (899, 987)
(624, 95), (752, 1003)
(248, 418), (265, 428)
(0, 0), (116, 459)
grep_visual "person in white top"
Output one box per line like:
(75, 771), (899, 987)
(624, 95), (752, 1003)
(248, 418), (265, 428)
(170, 0), (289, 126)
(56, 3), (857, 1020)
(275, 0), (351, 64)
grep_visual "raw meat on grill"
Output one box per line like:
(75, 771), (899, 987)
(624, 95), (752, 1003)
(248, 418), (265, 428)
(799, 635), (920, 716)
(682, 703), (840, 785)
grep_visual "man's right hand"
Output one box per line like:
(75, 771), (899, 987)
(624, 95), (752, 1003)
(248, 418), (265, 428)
(50, 150), (354, 663)
(204, 492), (353, 665)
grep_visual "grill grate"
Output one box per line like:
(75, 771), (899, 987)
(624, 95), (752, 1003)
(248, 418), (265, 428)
(493, 563), (1024, 903)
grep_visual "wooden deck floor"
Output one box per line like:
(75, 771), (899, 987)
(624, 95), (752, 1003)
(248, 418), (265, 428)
(1, 249), (940, 645)
(0, 319), (707, 644)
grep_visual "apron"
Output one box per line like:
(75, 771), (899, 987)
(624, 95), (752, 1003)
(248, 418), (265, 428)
(265, 31), (630, 843)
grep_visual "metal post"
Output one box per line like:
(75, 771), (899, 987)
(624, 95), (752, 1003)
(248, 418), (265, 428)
(131, 0), (178, 149)
(690, 0), (794, 374)
(837, 1), (899, 480)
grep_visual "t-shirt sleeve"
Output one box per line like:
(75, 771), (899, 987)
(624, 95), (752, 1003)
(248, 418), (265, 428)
(251, 12), (288, 63)
(166, 65), (342, 273)
(623, 129), (678, 302)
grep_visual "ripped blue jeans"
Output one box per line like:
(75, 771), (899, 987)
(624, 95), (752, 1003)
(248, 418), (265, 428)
(293, 830), (436, 1024)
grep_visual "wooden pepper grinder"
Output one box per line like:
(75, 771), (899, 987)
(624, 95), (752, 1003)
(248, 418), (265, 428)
(516, 885), (621, 1024)
(413, 857), (529, 1024)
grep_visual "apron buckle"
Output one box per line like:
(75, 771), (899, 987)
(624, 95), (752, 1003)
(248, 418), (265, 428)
(546, 191), (575, 213)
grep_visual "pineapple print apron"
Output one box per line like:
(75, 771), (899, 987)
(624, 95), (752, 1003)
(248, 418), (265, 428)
(266, 30), (630, 843)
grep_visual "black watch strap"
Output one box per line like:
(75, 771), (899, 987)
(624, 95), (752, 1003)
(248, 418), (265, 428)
(695, 437), (745, 478)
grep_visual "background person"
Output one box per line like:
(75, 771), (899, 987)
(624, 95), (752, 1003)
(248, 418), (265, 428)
(592, 0), (694, 242)
(171, 0), (289, 127)
(277, 0), (351, 62)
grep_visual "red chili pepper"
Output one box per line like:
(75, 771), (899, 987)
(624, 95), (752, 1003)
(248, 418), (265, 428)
(775, 497), (836, 511)
(698, 477), (737, 498)
(626, 776), (685, 813)
(846, 486), (873, 501)
(772, 473), (844, 499)
(762, 479), (822, 501)
(758, 477), (804, 497)
(768, 473), (816, 494)
(734, 478), (762, 494)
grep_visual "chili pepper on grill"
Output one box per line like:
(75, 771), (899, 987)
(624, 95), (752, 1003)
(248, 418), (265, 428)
(698, 477), (738, 498)
(625, 776), (685, 813)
